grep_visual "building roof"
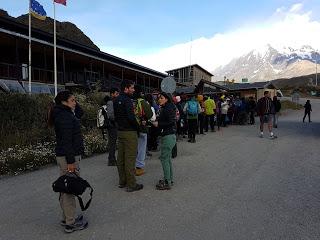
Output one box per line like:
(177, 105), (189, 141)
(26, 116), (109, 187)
(166, 64), (214, 77)
(0, 16), (167, 79)
(175, 79), (229, 94)
(227, 81), (277, 91)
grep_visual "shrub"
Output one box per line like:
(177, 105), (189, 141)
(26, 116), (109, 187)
(0, 92), (108, 175)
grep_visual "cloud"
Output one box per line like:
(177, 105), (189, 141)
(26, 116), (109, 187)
(102, 3), (320, 74)
(289, 3), (303, 13)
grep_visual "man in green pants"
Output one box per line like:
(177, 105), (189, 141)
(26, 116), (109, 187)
(113, 80), (143, 192)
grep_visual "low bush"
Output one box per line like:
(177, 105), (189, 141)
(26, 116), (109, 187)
(0, 92), (108, 175)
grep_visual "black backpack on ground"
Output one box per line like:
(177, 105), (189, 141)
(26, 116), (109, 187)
(52, 173), (93, 211)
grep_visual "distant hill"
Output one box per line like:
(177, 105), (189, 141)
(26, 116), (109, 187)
(0, 9), (99, 51)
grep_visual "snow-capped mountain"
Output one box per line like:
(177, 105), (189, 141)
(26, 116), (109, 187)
(212, 44), (319, 82)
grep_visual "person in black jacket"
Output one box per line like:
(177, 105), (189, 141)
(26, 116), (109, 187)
(113, 80), (143, 192)
(248, 97), (256, 125)
(51, 90), (88, 233)
(152, 92), (177, 190)
(273, 96), (281, 128)
(303, 100), (312, 122)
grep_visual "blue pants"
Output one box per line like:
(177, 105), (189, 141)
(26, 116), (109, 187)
(136, 133), (147, 168)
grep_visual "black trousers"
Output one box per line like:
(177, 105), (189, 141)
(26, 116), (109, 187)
(198, 114), (205, 134)
(303, 111), (311, 122)
(249, 111), (255, 124)
(205, 115), (215, 131)
(107, 127), (117, 163)
(188, 119), (198, 140)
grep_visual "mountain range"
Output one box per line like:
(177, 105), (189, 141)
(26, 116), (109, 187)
(212, 44), (319, 83)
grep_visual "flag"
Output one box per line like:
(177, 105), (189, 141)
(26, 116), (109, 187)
(30, 0), (47, 20)
(54, 0), (67, 6)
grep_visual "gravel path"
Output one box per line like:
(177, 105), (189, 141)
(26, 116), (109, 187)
(1, 98), (319, 240)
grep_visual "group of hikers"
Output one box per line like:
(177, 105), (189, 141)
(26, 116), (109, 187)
(49, 78), (315, 233)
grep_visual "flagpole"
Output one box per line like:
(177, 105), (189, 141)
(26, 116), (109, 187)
(28, 0), (32, 94)
(53, 1), (58, 96)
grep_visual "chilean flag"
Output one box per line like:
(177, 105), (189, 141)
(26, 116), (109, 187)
(54, 0), (66, 6)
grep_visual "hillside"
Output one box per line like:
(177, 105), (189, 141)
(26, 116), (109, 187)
(0, 9), (99, 51)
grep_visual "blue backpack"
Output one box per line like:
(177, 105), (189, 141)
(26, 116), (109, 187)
(187, 100), (198, 115)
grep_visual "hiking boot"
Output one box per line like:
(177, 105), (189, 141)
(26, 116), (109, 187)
(126, 184), (144, 192)
(64, 218), (88, 233)
(60, 214), (83, 227)
(135, 168), (145, 176)
(156, 180), (171, 190)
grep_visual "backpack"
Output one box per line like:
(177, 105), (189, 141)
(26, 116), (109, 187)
(134, 98), (146, 125)
(96, 105), (109, 129)
(187, 100), (198, 115)
(52, 173), (93, 211)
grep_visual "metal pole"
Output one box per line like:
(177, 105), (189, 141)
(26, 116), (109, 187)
(53, 1), (58, 96)
(316, 51), (318, 86)
(28, 0), (32, 94)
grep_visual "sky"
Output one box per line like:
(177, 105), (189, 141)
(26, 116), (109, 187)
(1, 0), (320, 75)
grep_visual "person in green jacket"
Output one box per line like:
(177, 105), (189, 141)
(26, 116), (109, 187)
(204, 96), (216, 132)
(134, 85), (153, 176)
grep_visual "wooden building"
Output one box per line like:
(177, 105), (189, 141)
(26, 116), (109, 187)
(166, 64), (213, 87)
(0, 16), (166, 93)
(227, 81), (278, 100)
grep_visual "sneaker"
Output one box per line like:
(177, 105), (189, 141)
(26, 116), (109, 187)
(60, 215), (83, 227)
(135, 168), (145, 176)
(156, 180), (171, 190)
(126, 184), (143, 192)
(270, 135), (278, 139)
(118, 183), (126, 188)
(64, 218), (88, 233)
(259, 134), (264, 138)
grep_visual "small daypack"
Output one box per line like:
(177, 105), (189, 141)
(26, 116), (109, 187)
(96, 105), (109, 129)
(187, 100), (198, 115)
(52, 173), (93, 211)
(134, 98), (146, 125)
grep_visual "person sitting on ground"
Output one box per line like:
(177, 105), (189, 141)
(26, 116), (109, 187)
(152, 92), (177, 190)
(256, 91), (277, 139)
